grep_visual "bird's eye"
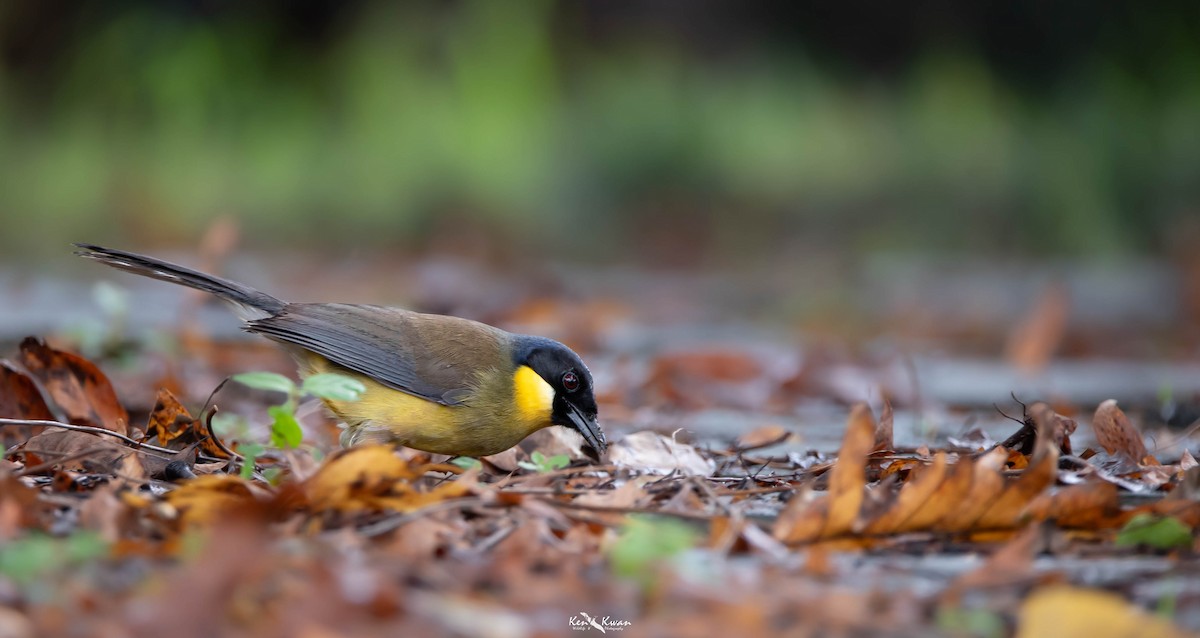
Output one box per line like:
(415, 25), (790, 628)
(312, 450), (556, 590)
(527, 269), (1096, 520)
(561, 370), (580, 392)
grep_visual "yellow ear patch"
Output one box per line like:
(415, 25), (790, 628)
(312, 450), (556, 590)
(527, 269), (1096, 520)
(513, 365), (555, 424)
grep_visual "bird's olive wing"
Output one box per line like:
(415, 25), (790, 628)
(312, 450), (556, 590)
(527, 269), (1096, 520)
(245, 303), (507, 406)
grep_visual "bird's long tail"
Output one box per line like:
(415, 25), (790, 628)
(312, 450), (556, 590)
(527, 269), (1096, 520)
(74, 243), (286, 318)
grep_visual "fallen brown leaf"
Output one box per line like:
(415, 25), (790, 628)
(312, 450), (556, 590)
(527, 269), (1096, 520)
(304, 445), (471, 516)
(973, 442), (1058, 530)
(933, 447), (1009, 532)
(774, 404), (874, 544)
(18, 428), (138, 475)
(17, 337), (129, 435)
(608, 431), (715, 476)
(144, 388), (195, 448)
(1091, 400), (1149, 465)
(0, 360), (54, 448)
(860, 452), (949, 535)
(873, 399), (894, 452)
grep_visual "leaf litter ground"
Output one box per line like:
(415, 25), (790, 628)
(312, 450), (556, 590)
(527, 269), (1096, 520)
(1, 332), (1198, 638)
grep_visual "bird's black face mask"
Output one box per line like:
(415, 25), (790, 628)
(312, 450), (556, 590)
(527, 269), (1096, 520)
(520, 337), (606, 458)
(552, 390), (604, 458)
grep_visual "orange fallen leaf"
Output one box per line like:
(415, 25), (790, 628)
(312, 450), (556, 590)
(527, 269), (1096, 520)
(164, 474), (259, 529)
(973, 442), (1058, 530)
(1091, 400), (1149, 465)
(774, 404), (873, 544)
(860, 452), (949, 535)
(17, 337), (129, 435)
(934, 447), (1008, 532)
(304, 445), (470, 515)
(145, 388), (194, 448)
(822, 404), (874, 538)
(1024, 481), (1121, 528)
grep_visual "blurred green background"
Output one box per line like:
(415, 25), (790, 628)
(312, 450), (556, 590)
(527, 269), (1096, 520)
(1, 1), (1198, 263)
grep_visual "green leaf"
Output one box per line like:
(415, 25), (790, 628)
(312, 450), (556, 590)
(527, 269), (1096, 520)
(238, 442), (265, 480)
(268, 405), (303, 449)
(519, 450), (566, 472)
(1116, 514), (1193, 550)
(232, 372), (296, 395)
(609, 515), (700, 583)
(451, 457), (482, 470)
(302, 373), (367, 402)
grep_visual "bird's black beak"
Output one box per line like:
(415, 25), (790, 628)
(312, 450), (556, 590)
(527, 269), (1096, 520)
(564, 401), (606, 458)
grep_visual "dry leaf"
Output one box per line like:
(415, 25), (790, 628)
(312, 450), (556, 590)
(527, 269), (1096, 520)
(973, 442), (1058, 530)
(304, 445), (470, 515)
(18, 428), (136, 475)
(774, 404), (874, 544)
(1024, 481), (1121, 528)
(164, 474), (260, 529)
(822, 404), (873, 538)
(860, 452), (949, 535)
(145, 388), (195, 448)
(17, 337), (129, 435)
(873, 399), (894, 452)
(0, 361), (54, 448)
(934, 447), (1009, 532)
(1091, 400), (1148, 464)
(1017, 585), (1190, 638)
(608, 431), (715, 476)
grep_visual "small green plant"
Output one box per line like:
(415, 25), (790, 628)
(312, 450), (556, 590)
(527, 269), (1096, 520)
(934, 606), (1006, 638)
(1116, 514), (1193, 550)
(518, 450), (570, 473)
(451, 457), (482, 470)
(233, 371), (366, 450)
(0, 531), (108, 598)
(609, 515), (701, 585)
(229, 371), (365, 478)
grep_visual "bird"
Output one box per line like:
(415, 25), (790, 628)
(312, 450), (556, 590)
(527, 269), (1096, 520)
(74, 243), (605, 458)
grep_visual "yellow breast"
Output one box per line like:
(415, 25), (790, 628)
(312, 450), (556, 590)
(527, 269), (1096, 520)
(303, 354), (557, 457)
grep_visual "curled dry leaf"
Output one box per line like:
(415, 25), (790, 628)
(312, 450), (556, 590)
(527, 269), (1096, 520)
(1029, 401), (1075, 455)
(933, 447), (1008, 533)
(859, 452), (949, 535)
(1023, 481), (1121, 528)
(17, 337), (129, 435)
(973, 442), (1059, 530)
(0, 361), (54, 448)
(163, 474), (260, 529)
(773, 403), (873, 544)
(822, 404), (875, 537)
(1091, 400), (1148, 465)
(304, 445), (471, 515)
(144, 388), (195, 448)
(873, 399), (894, 452)
(608, 431), (715, 476)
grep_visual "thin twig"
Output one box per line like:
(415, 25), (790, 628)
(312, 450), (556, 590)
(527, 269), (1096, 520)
(0, 418), (175, 457)
(201, 405), (242, 461)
